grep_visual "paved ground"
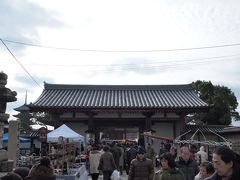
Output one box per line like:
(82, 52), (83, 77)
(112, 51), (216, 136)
(87, 167), (160, 180)
(88, 171), (128, 180)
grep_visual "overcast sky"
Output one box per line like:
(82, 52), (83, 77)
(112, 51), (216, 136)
(1, 0), (240, 125)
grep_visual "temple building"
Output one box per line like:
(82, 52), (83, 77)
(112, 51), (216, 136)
(16, 82), (210, 151)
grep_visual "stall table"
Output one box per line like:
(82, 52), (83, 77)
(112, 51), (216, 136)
(56, 164), (87, 180)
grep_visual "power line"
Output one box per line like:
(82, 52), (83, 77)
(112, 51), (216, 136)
(2, 46), (239, 71)
(73, 58), (238, 73)
(2, 52), (239, 68)
(1, 37), (240, 78)
(8, 56), (236, 74)
(0, 39), (43, 89)
(2, 38), (240, 53)
(1, 43), (239, 73)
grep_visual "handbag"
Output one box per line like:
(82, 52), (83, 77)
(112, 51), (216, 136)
(111, 169), (120, 180)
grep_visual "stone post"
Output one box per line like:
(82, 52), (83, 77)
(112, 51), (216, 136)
(0, 71), (17, 173)
(0, 113), (9, 161)
(8, 120), (20, 168)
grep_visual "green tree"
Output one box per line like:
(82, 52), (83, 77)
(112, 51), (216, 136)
(14, 112), (34, 131)
(31, 112), (52, 126)
(192, 80), (240, 125)
(15, 111), (51, 131)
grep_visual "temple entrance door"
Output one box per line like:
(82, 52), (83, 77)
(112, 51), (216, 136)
(98, 126), (139, 142)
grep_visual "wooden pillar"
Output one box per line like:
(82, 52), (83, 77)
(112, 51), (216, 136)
(85, 112), (99, 143)
(138, 126), (145, 147)
(177, 112), (187, 135)
(142, 112), (155, 131)
(50, 113), (62, 128)
(173, 121), (176, 138)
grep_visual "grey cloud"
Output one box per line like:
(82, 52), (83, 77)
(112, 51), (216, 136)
(103, 58), (168, 75)
(228, 86), (240, 102)
(0, 0), (62, 51)
(14, 75), (39, 89)
(216, 82), (240, 99)
(6, 74), (54, 114)
(211, 82), (240, 115)
(13, 74), (54, 93)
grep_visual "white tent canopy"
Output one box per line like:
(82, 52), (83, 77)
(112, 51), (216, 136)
(47, 124), (84, 142)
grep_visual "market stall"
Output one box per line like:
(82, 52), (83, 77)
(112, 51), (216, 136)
(47, 124), (84, 143)
(47, 124), (87, 180)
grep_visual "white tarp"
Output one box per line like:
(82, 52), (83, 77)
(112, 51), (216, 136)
(47, 124), (84, 142)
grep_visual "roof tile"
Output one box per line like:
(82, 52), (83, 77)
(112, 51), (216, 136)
(30, 83), (209, 110)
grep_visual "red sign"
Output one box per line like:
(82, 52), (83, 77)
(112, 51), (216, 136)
(39, 127), (48, 142)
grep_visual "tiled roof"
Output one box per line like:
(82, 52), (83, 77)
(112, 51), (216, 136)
(20, 129), (39, 138)
(21, 129), (51, 138)
(221, 126), (240, 133)
(29, 83), (209, 111)
(14, 104), (30, 112)
(185, 124), (227, 133)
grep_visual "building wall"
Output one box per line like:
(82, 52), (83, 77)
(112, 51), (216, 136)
(151, 122), (175, 154)
(65, 122), (87, 143)
(51, 112), (240, 157)
(224, 134), (240, 154)
(57, 112), (184, 151)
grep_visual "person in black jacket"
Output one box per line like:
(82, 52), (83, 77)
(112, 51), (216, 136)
(125, 143), (137, 174)
(109, 142), (122, 170)
(176, 145), (199, 180)
(205, 146), (240, 180)
(128, 147), (154, 180)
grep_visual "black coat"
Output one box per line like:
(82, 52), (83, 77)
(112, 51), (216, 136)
(176, 157), (199, 180)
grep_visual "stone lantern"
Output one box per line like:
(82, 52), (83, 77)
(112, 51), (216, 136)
(0, 71), (17, 172)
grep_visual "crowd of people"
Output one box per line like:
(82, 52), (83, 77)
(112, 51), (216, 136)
(86, 141), (240, 180)
(1, 142), (240, 180)
(1, 156), (56, 180)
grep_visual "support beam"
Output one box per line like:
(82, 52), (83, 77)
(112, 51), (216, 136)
(85, 112), (99, 143)
(142, 112), (155, 131)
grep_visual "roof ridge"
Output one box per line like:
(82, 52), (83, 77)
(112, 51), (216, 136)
(186, 124), (228, 128)
(44, 82), (193, 90)
(26, 82), (209, 110)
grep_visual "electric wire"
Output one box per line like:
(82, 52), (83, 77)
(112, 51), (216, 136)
(1, 43), (240, 68)
(2, 38), (240, 52)
(1, 38), (240, 72)
(0, 39), (43, 89)
(12, 57), (236, 74)
(3, 52), (238, 68)
(76, 58), (237, 73)
(1, 49), (239, 74)
(1, 37), (240, 77)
